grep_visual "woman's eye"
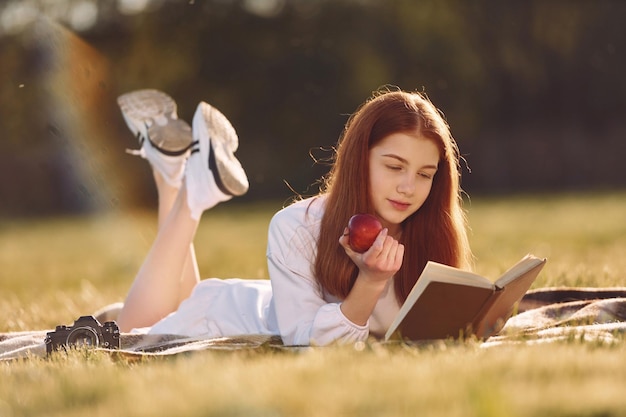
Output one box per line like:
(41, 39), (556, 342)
(386, 165), (402, 171)
(418, 172), (433, 179)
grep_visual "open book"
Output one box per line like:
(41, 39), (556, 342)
(384, 254), (547, 341)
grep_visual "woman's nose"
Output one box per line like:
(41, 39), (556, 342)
(397, 174), (415, 195)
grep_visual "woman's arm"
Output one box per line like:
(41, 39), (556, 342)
(267, 253), (369, 346)
(338, 228), (404, 325)
(266, 199), (402, 346)
(267, 199), (369, 345)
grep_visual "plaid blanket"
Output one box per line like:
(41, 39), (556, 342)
(483, 287), (626, 347)
(2, 287), (625, 361)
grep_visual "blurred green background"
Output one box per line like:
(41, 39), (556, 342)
(1, 0), (624, 216)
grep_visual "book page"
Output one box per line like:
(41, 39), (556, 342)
(416, 261), (495, 289)
(494, 255), (546, 287)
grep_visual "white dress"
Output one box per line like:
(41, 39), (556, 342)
(147, 196), (401, 346)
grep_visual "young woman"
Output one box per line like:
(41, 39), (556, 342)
(114, 88), (472, 346)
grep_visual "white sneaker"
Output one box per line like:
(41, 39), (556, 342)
(117, 89), (194, 188)
(185, 101), (249, 220)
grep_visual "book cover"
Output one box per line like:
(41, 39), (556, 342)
(385, 255), (546, 341)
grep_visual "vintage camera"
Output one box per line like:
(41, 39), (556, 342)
(45, 315), (121, 354)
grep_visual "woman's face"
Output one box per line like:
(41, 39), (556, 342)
(368, 131), (440, 237)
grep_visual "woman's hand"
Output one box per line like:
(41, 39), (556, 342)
(338, 228), (404, 326)
(339, 227), (404, 286)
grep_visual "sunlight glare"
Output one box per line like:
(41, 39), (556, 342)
(68, 0), (98, 31)
(242, 0), (285, 18)
(0, 0), (39, 35)
(117, 0), (151, 15)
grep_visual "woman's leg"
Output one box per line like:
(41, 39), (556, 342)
(117, 183), (198, 332)
(153, 170), (201, 306)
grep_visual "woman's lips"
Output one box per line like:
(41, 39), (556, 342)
(389, 199), (410, 211)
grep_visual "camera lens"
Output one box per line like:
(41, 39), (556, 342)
(66, 326), (99, 347)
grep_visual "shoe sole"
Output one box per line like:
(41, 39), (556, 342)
(117, 89), (193, 153)
(195, 102), (249, 196)
(147, 119), (193, 155)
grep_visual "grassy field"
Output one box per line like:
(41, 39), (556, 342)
(1, 192), (626, 416)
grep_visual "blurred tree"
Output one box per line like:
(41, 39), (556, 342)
(0, 0), (625, 216)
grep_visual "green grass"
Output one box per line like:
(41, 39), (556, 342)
(2, 192), (626, 417)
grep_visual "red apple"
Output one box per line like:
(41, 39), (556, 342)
(348, 214), (383, 253)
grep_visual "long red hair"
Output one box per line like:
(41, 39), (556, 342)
(313, 89), (473, 302)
